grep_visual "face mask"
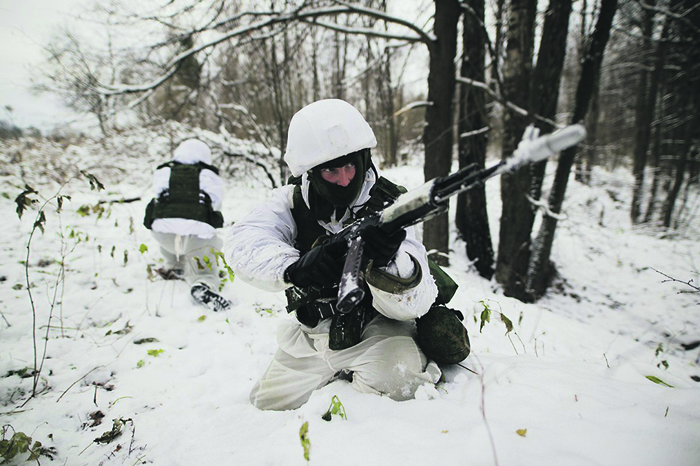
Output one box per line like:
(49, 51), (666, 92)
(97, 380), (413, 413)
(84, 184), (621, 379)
(309, 150), (367, 209)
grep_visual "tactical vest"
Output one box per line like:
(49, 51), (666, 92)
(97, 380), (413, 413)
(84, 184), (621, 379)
(289, 175), (406, 255)
(143, 161), (224, 229)
(287, 176), (458, 327)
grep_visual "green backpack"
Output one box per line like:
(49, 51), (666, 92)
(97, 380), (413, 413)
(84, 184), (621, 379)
(144, 161), (224, 229)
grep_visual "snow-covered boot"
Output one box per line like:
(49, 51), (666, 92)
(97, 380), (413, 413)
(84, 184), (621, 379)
(190, 283), (231, 312)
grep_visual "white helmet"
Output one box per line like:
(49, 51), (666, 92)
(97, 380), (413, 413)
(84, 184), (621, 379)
(173, 138), (212, 165)
(284, 99), (377, 177)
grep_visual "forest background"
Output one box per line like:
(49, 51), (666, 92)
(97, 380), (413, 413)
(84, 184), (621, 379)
(3, 0), (698, 303)
(1, 1), (699, 464)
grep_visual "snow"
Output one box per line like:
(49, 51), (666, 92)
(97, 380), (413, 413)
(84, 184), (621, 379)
(1, 129), (699, 466)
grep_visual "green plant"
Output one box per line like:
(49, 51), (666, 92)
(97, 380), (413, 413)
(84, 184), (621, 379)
(14, 171), (104, 400)
(254, 304), (274, 316)
(646, 375), (673, 388)
(299, 421), (310, 462)
(655, 343), (669, 370)
(321, 395), (347, 421)
(476, 299), (525, 354)
(214, 250), (235, 282)
(0, 426), (56, 463)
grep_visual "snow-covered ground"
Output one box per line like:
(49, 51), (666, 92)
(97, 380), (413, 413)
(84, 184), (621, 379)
(1, 130), (698, 466)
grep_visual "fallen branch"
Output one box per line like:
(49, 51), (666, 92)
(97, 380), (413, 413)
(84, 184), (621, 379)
(652, 268), (700, 297)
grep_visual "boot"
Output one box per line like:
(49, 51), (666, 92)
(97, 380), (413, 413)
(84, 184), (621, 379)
(190, 283), (232, 312)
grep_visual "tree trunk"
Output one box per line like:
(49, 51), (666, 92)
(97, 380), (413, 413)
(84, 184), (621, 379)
(643, 103), (664, 224)
(456, 0), (494, 279)
(663, 96), (696, 228)
(643, 15), (672, 223)
(528, 0), (573, 201)
(578, 77), (600, 184)
(630, 2), (657, 224)
(527, 0), (618, 299)
(422, 0), (460, 266)
(494, 0), (537, 301)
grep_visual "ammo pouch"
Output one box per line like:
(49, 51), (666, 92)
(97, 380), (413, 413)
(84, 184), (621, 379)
(416, 305), (470, 365)
(285, 285), (375, 350)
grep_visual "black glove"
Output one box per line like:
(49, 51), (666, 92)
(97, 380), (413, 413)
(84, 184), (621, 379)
(360, 225), (406, 268)
(284, 240), (347, 289)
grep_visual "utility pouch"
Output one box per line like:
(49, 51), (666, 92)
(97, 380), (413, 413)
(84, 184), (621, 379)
(428, 259), (459, 305)
(143, 198), (156, 229)
(416, 305), (470, 365)
(285, 286), (337, 328)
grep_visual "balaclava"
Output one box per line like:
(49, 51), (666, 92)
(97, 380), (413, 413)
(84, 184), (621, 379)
(308, 149), (370, 221)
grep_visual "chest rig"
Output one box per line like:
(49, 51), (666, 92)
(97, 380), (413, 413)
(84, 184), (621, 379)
(285, 176), (406, 349)
(143, 161), (224, 229)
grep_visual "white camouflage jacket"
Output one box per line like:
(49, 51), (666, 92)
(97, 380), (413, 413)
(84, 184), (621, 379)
(224, 168), (438, 322)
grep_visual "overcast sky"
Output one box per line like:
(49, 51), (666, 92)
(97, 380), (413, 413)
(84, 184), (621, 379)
(0, 0), (90, 132)
(0, 0), (432, 134)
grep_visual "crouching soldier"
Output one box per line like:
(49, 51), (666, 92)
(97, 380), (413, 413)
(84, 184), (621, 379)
(225, 99), (469, 411)
(144, 138), (232, 312)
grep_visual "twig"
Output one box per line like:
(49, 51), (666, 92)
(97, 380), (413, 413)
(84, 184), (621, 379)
(457, 363), (479, 375)
(0, 309), (10, 327)
(56, 366), (103, 402)
(651, 268), (699, 302)
(101, 196), (141, 205)
(474, 355), (499, 466)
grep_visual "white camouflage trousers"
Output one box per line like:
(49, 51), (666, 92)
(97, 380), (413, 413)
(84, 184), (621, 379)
(250, 314), (442, 411)
(151, 231), (222, 290)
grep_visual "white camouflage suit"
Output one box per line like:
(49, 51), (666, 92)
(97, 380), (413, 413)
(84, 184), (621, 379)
(150, 139), (225, 290)
(225, 168), (441, 411)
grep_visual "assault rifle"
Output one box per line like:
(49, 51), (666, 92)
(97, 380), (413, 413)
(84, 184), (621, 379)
(332, 123), (587, 313)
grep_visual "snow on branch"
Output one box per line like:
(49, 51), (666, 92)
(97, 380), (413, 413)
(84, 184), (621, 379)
(652, 268), (700, 298)
(457, 76), (561, 130)
(393, 101), (432, 117)
(525, 194), (567, 221)
(460, 126), (490, 139)
(331, 0), (435, 43)
(299, 18), (423, 42)
(97, 3), (432, 98)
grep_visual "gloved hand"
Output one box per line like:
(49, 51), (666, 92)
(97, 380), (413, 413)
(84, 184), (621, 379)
(284, 240), (347, 289)
(360, 225), (406, 268)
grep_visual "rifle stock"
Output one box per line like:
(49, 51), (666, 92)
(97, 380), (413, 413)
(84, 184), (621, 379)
(334, 123), (587, 314)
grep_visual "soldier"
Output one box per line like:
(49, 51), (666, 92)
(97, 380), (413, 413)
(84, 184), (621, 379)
(144, 138), (231, 312)
(225, 99), (449, 410)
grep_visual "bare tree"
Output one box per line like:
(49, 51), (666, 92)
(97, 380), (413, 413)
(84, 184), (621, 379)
(630, 0), (660, 224)
(422, 0), (461, 266)
(456, 0), (494, 279)
(527, 0), (618, 299)
(494, 0), (538, 301)
(528, 0), (574, 201)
